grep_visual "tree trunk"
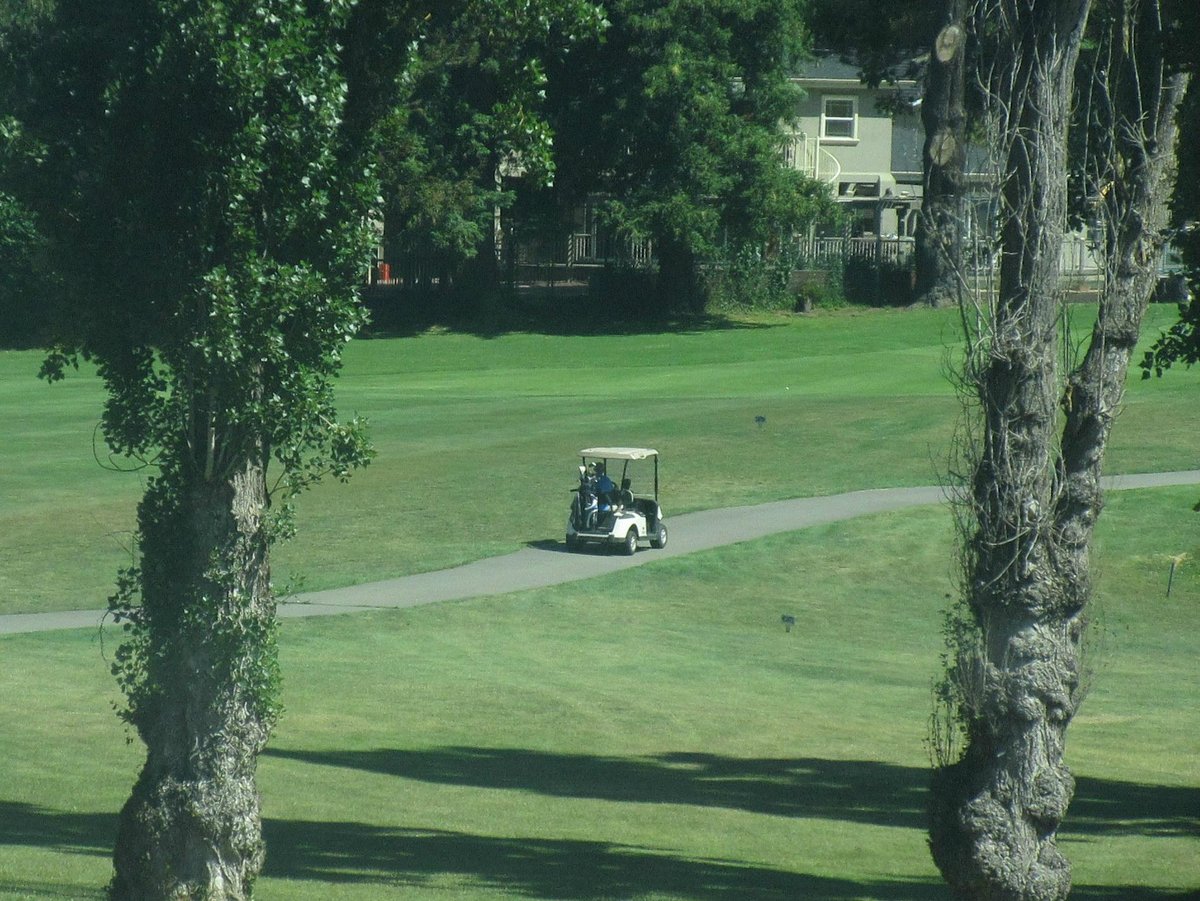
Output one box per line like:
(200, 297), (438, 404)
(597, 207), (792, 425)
(1055, 15), (1189, 616)
(929, 2), (1093, 899)
(931, 3), (1187, 899)
(110, 454), (275, 900)
(657, 238), (701, 313)
(914, 0), (968, 308)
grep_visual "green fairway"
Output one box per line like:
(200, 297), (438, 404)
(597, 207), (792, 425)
(1, 305), (1196, 898)
(1, 488), (1196, 899)
(1, 305), (1196, 615)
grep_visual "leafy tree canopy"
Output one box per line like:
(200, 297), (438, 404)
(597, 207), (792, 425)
(806, 0), (934, 85)
(1141, 76), (1200, 377)
(545, 0), (836, 305)
(3, 0), (375, 492)
(1139, 1), (1199, 379)
(344, 0), (606, 262)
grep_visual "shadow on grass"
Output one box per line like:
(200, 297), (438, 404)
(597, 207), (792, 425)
(265, 748), (929, 829)
(1, 792), (1194, 900)
(265, 746), (1200, 842)
(1066, 776), (1200, 838)
(1069, 888), (1200, 900)
(0, 800), (114, 857)
(359, 288), (781, 340)
(262, 820), (944, 899)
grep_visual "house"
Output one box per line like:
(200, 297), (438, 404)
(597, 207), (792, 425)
(784, 54), (925, 240)
(786, 54), (1121, 285)
(370, 52), (1116, 291)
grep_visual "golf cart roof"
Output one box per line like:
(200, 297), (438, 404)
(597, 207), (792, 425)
(579, 447), (658, 461)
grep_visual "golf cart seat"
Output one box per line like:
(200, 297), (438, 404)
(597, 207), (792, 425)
(619, 478), (634, 507)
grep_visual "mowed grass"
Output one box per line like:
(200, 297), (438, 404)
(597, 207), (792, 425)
(0, 487), (1196, 899)
(0, 305), (1196, 898)
(1, 304), (1196, 615)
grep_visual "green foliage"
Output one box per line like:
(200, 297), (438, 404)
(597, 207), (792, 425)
(795, 268), (847, 310)
(807, 0), (934, 85)
(0, 0), (379, 847)
(0, 0), (52, 29)
(347, 0), (606, 263)
(1143, 295), (1200, 378)
(1142, 76), (1200, 379)
(6, 0), (375, 491)
(107, 463), (284, 739)
(703, 244), (799, 313)
(840, 257), (915, 307)
(0, 188), (46, 347)
(927, 593), (983, 769)
(546, 0), (825, 306)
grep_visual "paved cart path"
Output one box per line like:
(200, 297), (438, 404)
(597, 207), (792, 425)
(5, 470), (1198, 636)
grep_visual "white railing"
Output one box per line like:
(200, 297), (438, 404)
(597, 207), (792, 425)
(1059, 234), (1104, 276)
(783, 133), (818, 179)
(782, 132), (841, 185)
(791, 235), (916, 266)
(568, 232), (654, 268)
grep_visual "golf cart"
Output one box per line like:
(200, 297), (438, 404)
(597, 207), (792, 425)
(566, 447), (667, 554)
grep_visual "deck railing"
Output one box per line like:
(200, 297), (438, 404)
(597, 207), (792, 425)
(790, 235), (916, 267)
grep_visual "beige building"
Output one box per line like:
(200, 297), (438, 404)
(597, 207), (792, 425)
(785, 55), (925, 239)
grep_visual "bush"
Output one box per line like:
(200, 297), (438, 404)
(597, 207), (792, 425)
(704, 245), (796, 313)
(587, 264), (661, 317)
(0, 192), (49, 348)
(789, 267), (846, 311)
(841, 257), (915, 307)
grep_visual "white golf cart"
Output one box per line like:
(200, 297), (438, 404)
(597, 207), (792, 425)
(566, 447), (667, 555)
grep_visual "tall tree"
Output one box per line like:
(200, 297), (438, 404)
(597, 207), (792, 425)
(809, 0), (970, 308)
(929, 2), (1188, 899)
(0, 0), (51, 347)
(2, 0), (375, 894)
(807, 0), (930, 84)
(1140, 3), (1200, 380)
(347, 0), (605, 291)
(547, 0), (818, 310)
(914, 0), (969, 309)
(0, 184), (44, 346)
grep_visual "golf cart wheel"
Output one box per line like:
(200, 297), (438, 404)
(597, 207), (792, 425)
(565, 533), (578, 551)
(622, 528), (638, 556)
(650, 523), (668, 549)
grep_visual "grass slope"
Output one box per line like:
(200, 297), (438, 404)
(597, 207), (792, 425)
(0, 305), (1195, 899)
(1, 305), (1196, 615)
(0, 488), (1195, 898)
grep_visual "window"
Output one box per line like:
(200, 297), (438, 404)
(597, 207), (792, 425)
(821, 96), (857, 142)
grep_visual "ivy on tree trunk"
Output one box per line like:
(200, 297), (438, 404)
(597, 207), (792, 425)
(2, 1), (377, 895)
(111, 457), (275, 898)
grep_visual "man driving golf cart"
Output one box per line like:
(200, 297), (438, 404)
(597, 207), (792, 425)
(566, 447), (667, 555)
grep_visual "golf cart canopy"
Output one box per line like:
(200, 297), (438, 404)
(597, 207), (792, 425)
(579, 447), (658, 460)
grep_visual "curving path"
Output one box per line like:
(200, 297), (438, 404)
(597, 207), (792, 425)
(4, 470), (1198, 636)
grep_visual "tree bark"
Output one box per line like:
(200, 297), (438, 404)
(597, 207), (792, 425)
(931, 3), (1187, 899)
(1056, 14), (1189, 615)
(110, 454), (275, 900)
(929, 2), (1093, 899)
(915, 0), (969, 308)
